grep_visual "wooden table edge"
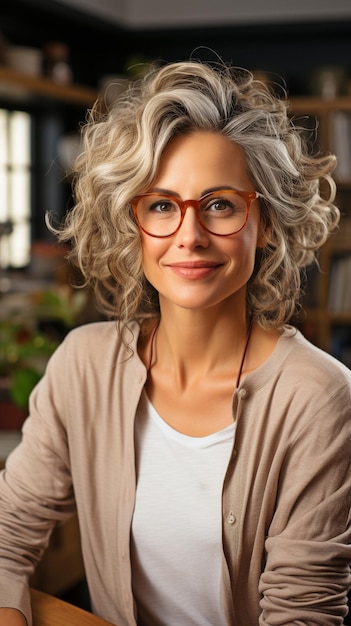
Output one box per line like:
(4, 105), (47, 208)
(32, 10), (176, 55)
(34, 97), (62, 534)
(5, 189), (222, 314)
(30, 588), (115, 626)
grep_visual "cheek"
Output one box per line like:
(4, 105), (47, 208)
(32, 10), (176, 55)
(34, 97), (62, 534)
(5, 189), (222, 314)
(226, 226), (259, 261)
(222, 230), (260, 288)
(140, 237), (164, 279)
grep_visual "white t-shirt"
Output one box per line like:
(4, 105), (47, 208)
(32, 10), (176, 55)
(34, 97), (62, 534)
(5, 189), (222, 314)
(131, 390), (235, 626)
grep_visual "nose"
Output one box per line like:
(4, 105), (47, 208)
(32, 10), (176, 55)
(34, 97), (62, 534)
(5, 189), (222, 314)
(174, 204), (209, 249)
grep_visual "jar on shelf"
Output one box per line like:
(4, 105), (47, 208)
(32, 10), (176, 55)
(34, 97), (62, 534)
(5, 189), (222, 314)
(43, 42), (73, 85)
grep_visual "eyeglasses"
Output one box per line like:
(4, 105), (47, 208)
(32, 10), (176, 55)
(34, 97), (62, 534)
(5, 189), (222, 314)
(131, 188), (262, 238)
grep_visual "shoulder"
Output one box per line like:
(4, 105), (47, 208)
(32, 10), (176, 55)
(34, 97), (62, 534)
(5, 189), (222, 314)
(281, 326), (351, 390)
(271, 327), (351, 428)
(30, 320), (147, 420)
(246, 325), (351, 414)
(241, 326), (351, 445)
(64, 319), (140, 347)
(48, 320), (142, 372)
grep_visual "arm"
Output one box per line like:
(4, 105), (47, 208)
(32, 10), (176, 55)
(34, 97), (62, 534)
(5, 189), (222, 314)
(0, 340), (76, 622)
(259, 382), (351, 624)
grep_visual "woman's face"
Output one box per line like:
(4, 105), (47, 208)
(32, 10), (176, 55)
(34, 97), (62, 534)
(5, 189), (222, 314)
(139, 131), (265, 315)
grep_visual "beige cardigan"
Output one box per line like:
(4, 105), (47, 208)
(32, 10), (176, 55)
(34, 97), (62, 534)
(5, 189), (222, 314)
(0, 321), (351, 625)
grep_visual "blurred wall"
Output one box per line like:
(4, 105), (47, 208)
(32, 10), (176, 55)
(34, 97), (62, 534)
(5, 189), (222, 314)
(55, 0), (351, 27)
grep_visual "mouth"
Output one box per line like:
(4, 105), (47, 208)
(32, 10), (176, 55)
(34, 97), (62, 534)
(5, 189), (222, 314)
(166, 261), (222, 279)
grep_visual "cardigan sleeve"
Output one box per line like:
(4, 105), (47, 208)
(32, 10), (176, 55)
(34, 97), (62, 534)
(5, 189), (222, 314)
(258, 380), (351, 625)
(0, 338), (77, 625)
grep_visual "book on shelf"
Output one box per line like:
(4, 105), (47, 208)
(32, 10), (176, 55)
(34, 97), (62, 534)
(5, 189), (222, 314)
(328, 253), (351, 314)
(330, 112), (351, 183)
(330, 325), (351, 368)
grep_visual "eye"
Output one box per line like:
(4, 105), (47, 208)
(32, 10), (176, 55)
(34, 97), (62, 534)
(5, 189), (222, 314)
(148, 198), (178, 213)
(204, 196), (237, 215)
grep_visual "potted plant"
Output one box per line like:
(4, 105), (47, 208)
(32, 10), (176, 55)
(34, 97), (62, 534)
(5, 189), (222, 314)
(0, 285), (87, 429)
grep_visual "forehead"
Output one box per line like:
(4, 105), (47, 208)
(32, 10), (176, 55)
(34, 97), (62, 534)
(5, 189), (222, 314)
(161, 131), (246, 161)
(153, 131), (252, 192)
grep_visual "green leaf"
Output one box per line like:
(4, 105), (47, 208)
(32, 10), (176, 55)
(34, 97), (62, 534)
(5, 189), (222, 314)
(10, 367), (42, 409)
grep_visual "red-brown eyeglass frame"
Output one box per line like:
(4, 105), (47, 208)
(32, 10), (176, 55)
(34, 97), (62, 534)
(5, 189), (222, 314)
(131, 189), (262, 238)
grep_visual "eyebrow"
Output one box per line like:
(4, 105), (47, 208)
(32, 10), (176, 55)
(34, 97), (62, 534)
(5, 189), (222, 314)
(149, 185), (238, 198)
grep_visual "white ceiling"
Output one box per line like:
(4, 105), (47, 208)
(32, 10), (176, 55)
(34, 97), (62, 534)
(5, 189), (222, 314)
(55, 0), (351, 28)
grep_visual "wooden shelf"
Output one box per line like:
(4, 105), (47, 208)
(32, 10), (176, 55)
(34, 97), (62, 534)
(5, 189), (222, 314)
(289, 95), (351, 364)
(0, 66), (98, 106)
(289, 95), (351, 114)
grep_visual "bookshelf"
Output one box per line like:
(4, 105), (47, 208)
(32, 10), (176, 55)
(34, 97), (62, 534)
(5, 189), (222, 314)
(289, 96), (351, 367)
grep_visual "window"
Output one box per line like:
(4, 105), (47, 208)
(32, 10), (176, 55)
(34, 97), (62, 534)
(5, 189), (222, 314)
(0, 108), (31, 269)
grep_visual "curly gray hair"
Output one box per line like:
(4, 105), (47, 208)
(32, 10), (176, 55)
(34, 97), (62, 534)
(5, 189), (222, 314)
(53, 60), (339, 328)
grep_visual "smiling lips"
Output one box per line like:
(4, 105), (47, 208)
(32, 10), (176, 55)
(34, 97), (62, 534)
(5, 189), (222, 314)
(166, 261), (222, 279)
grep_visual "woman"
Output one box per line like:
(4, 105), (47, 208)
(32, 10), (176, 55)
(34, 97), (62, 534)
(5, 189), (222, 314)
(0, 60), (350, 626)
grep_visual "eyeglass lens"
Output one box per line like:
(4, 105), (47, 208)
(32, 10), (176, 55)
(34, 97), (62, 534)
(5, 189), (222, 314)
(135, 190), (249, 236)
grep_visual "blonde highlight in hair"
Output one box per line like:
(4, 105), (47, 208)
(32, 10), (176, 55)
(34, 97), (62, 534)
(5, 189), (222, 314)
(51, 60), (339, 328)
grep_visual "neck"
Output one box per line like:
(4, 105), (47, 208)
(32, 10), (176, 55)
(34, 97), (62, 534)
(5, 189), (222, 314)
(149, 304), (253, 388)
